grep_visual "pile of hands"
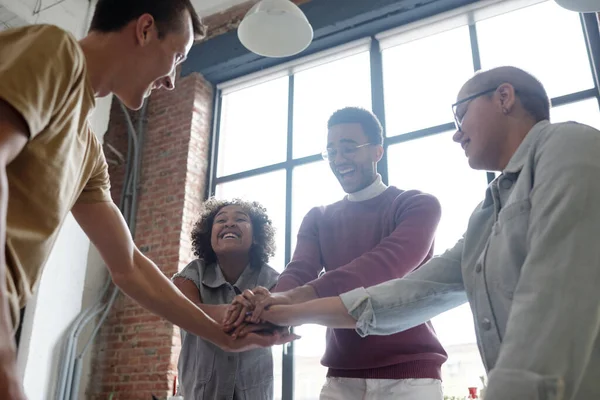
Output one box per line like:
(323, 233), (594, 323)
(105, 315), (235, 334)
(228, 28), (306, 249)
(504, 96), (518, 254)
(221, 286), (295, 341)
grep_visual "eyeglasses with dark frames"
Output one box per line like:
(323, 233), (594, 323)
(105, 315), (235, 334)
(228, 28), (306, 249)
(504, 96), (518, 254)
(452, 87), (497, 131)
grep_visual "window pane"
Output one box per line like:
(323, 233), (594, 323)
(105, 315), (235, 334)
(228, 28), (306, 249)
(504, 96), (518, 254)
(387, 132), (487, 396)
(290, 161), (345, 399)
(551, 98), (600, 130)
(477, 1), (594, 98)
(293, 52), (372, 158)
(387, 133), (485, 252)
(214, 170), (287, 400)
(382, 26), (473, 136)
(217, 77), (289, 177)
(291, 161), (345, 250)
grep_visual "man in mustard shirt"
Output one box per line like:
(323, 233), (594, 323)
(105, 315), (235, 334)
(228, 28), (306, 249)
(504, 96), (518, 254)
(0, 0), (295, 398)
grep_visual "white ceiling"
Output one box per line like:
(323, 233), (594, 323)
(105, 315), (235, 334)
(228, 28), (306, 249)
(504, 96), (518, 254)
(192, 0), (249, 17)
(0, 4), (27, 30)
(0, 0), (249, 32)
(0, 0), (87, 32)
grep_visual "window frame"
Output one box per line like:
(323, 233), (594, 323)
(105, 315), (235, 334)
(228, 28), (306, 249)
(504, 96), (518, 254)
(206, 1), (600, 398)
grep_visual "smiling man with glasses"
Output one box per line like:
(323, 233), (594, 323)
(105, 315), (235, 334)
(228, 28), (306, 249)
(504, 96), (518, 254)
(224, 106), (447, 400)
(321, 139), (376, 193)
(254, 66), (600, 400)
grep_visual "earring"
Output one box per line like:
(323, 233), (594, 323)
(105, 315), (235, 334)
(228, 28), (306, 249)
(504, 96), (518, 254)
(502, 108), (508, 115)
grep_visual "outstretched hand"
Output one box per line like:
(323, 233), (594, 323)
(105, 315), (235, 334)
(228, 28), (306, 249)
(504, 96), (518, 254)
(221, 286), (298, 347)
(223, 286), (293, 333)
(248, 290), (292, 324)
(223, 326), (300, 352)
(227, 320), (290, 340)
(223, 286), (271, 330)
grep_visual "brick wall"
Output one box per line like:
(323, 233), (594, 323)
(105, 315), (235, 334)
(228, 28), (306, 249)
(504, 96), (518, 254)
(87, 72), (213, 400)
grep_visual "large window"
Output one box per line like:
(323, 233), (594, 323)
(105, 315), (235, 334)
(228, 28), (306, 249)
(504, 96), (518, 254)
(209, 1), (600, 398)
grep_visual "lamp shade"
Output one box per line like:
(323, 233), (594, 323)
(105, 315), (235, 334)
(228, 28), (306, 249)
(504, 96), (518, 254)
(238, 0), (314, 58)
(554, 0), (600, 12)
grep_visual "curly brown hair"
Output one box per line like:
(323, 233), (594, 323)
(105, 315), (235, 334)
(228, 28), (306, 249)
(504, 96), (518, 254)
(191, 197), (276, 268)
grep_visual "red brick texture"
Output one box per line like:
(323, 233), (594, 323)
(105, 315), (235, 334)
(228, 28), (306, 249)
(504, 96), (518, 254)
(87, 72), (213, 400)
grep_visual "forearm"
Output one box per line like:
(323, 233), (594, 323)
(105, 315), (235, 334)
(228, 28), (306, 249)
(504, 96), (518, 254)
(114, 250), (229, 348)
(340, 248), (467, 337)
(268, 297), (356, 329)
(285, 285), (318, 304)
(197, 303), (227, 322)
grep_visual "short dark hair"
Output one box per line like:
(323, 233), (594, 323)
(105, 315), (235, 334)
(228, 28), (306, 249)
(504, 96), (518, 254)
(191, 198), (276, 269)
(89, 0), (206, 40)
(327, 107), (384, 145)
(466, 66), (550, 122)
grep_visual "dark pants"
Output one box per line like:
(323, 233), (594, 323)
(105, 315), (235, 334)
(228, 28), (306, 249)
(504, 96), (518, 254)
(14, 307), (25, 349)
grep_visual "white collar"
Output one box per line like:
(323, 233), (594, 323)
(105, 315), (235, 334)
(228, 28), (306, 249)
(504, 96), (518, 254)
(347, 174), (387, 202)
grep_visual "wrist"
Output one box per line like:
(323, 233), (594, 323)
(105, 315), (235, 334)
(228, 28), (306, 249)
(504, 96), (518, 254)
(292, 303), (310, 326)
(187, 309), (225, 344)
(212, 324), (234, 350)
(268, 304), (301, 327)
(220, 332), (236, 351)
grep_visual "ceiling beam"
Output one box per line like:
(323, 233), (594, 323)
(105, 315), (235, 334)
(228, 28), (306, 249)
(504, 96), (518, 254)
(182, 0), (479, 84)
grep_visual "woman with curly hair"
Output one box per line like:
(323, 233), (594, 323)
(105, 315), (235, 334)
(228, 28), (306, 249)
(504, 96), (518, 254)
(171, 197), (280, 400)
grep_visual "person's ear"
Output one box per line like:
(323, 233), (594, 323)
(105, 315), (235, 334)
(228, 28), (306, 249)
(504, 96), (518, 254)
(373, 144), (384, 163)
(135, 13), (155, 46)
(496, 83), (517, 115)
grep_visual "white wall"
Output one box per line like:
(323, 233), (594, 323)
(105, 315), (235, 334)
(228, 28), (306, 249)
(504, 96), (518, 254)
(2, 0), (114, 399)
(0, 0), (91, 36)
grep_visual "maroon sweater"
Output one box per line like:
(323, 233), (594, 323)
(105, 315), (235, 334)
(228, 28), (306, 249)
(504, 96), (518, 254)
(274, 187), (447, 379)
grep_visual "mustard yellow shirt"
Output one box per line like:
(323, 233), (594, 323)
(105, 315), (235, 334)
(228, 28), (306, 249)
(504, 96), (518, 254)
(0, 24), (112, 330)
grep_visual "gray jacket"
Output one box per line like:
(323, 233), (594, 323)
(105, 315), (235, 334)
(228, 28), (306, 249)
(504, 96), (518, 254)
(173, 259), (279, 400)
(340, 121), (600, 400)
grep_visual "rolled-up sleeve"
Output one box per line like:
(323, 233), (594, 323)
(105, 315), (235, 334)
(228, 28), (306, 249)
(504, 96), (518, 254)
(340, 238), (467, 337)
(340, 287), (374, 336)
(484, 124), (600, 400)
(172, 260), (202, 287)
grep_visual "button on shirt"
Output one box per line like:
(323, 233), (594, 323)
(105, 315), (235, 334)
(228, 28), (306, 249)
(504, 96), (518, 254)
(173, 260), (279, 400)
(339, 121), (600, 400)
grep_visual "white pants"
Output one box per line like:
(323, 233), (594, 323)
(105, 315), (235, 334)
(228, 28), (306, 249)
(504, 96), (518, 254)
(319, 377), (443, 400)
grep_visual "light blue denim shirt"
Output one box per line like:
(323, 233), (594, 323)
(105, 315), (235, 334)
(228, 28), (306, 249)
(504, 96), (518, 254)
(173, 259), (279, 400)
(340, 121), (600, 400)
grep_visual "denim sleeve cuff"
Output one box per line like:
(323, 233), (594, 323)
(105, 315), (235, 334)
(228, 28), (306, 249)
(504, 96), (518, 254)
(339, 287), (374, 338)
(486, 368), (564, 400)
